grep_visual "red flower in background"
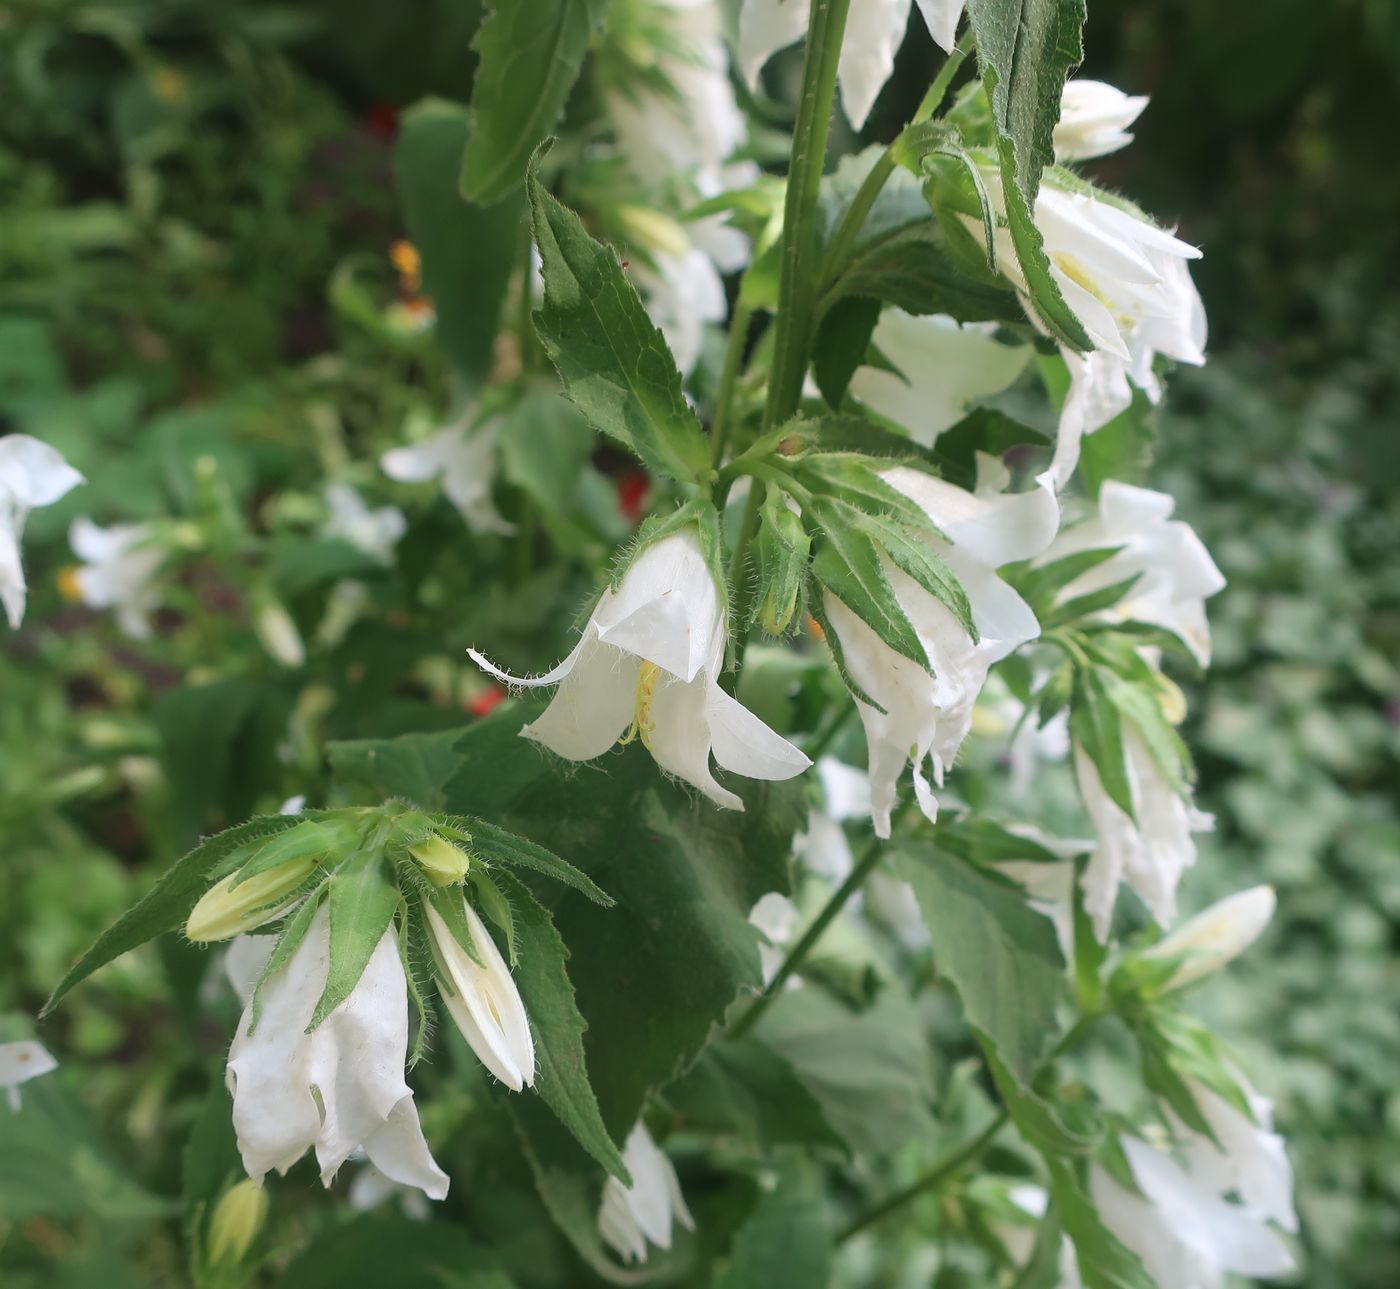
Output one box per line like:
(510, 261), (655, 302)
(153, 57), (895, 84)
(617, 471), (650, 525)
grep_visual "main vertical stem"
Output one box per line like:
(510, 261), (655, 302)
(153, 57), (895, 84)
(762, 0), (852, 432)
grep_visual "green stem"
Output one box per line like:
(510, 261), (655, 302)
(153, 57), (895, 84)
(724, 478), (766, 682)
(801, 698), (858, 764)
(817, 39), (974, 292)
(710, 298), (754, 470)
(761, 0), (853, 431)
(837, 1110), (1008, 1244)
(730, 820), (889, 1039)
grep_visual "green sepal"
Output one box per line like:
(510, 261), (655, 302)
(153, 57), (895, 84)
(754, 496), (811, 636)
(432, 813), (614, 907)
(469, 870), (517, 968)
(229, 821), (342, 888)
(248, 888), (325, 1034)
(308, 849), (404, 1030)
(1069, 668), (1136, 820)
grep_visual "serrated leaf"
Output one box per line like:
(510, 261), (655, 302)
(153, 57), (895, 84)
(328, 727), (467, 811)
(41, 814), (304, 1016)
(496, 872), (627, 1180)
(1069, 670), (1136, 820)
(309, 850), (402, 1029)
(527, 146), (711, 483)
(716, 1165), (833, 1289)
(460, 0), (608, 204)
(896, 838), (1064, 1084)
(437, 813), (614, 907)
(852, 508), (975, 638)
(470, 869), (517, 966)
(395, 99), (522, 381)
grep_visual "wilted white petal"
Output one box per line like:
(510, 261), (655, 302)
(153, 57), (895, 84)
(598, 1123), (696, 1264)
(850, 312), (1030, 445)
(225, 908), (448, 1200)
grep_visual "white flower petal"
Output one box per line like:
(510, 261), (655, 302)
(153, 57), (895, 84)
(521, 639), (641, 762)
(737, 0), (811, 90)
(912, 0), (966, 51)
(706, 684), (812, 782)
(0, 1039), (59, 1110)
(836, 0), (910, 129)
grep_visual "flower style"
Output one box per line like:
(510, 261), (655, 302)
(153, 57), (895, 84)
(597, 1122), (696, 1264)
(848, 310), (1031, 446)
(1053, 79), (1149, 162)
(321, 483), (407, 565)
(822, 455), (1059, 835)
(1175, 1074), (1298, 1236)
(0, 1039), (59, 1111)
(1075, 724), (1213, 940)
(1140, 886), (1276, 992)
(1041, 480), (1226, 666)
(424, 896), (535, 1091)
(1090, 1136), (1294, 1288)
(965, 172), (1206, 488)
(380, 418), (513, 536)
(0, 434), (83, 628)
(470, 529), (810, 811)
(68, 517), (165, 638)
(223, 907), (449, 1200)
(739, 0), (967, 130)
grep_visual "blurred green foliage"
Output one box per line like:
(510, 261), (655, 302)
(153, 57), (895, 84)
(1, 0), (1397, 1285)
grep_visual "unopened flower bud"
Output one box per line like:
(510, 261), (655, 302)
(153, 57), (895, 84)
(616, 205), (690, 260)
(253, 596), (306, 668)
(409, 835), (472, 886)
(187, 860), (317, 942)
(207, 1177), (268, 1267)
(1139, 886), (1276, 991)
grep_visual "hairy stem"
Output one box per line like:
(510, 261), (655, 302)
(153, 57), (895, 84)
(710, 298), (754, 470)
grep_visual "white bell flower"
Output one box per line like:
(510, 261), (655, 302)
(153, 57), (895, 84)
(748, 891), (801, 986)
(597, 1122), (696, 1264)
(966, 172), (1206, 488)
(470, 529), (810, 811)
(738, 0), (967, 130)
(1175, 1075), (1298, 1235)
(849, 311), (1031, 445)
(1140, 886), (1276, 991)
(0, 1039), (59, 1111)
(224, 906), (449, 1200)
(822, 455), (1060, 835)
(1053, 79), (1149, 162)
(605, 0), (748, 192)
(1041, 480), (1225, 666)
(321, 484), (407, 566)
(68, 517), (165, 638)
(0, 435), (83, 628)
(380, 419), (513, 536)
(634, 245), (727, 377)
(425, 897), (535, 1091)
(1091, 1136), (1294, 1288)
(1075, 726), (1212, 940)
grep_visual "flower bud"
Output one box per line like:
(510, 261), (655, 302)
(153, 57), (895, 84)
(206, 1177), (268, 1268)
(409, 835), (472, 886)
(1138, 886), (1276, 991)
(187, 854), (319, 942)
(253, 595), (306, 668)
(615, 205), (691, 260)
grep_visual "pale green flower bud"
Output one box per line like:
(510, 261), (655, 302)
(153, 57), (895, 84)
(1139, 886), (1276, 992)
(206, 1177), (268, 1267)
(409, 835), (472, 886)
(187, 857), (317, 942)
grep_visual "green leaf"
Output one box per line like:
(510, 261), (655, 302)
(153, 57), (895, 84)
(460, 0), (608, 204)
(155, 679), (259, 852)
(967, 0), (1092, 350)
(981, 1039), (1095, 1155)
(445, 813), (614, 907)
(1046, 1157), (1155, 1289)
(812, 295), (881, 408)
(497, 384), (595, 514)
(716, 1164), (833, 1289)
(271, 1214), (508, 1289)
(937, 817), (1078, 866)
(929, 407), (1052, 491)
(496, 872), (627, 1179)
(328, 727), (469, 811)
(395, 99), (523, 382)
(309, 850), (402, 1028)
(527, 145), (712, 483)
(896, 839), (1064, 1084)
(1068, 670), (1135, 819)
(470, 869), (517, 965)
(41, 815), (304, 1016)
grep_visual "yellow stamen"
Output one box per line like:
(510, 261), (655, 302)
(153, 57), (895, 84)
(618, 661), (662, 750)
(57, 566), (83, 603)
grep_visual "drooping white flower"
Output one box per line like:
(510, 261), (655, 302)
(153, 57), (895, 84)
(1040, 480), (1225, 666)
(738, 0), (967, 130)
(748, 891), (801, 986)
(1175, 1075), (1297, 1235)
(425, 897), (535, 1091)
(321, 484), (406, 566)
(68, 517), (165, 638)
(470, 529), (810, 811)
(1053, 79), (1149, 162)
(0, 435), (83, 628)
(380, 419), (513, 536)
(1075, 726), (1212, 940)
(1091, 1137), (1294, 1288)
(965, 172), (1206, 488)
(823, 455), (1060, 835)
(1140, 886), (1276, 991)
(849, 311), (1031, 445)
(634, 245), (727, 376)
(0, 1039), (59, 1111)
(598, 1122), (696, 1265)
(224, 906), (449, 1200)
